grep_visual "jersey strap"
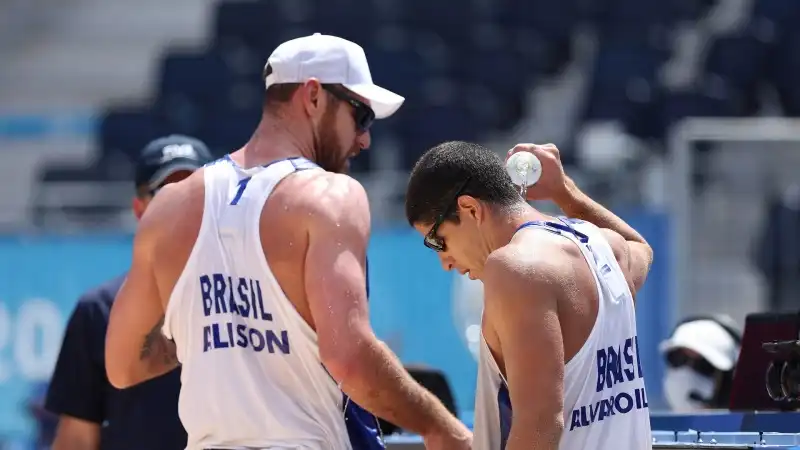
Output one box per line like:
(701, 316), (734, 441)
(515, 218), (589, 243)
(288, 157), (319, 171)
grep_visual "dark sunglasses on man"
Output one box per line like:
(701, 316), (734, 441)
(665, 349), (717, 378)
(424, 177), (472, 252)
(322, 85), (376, 132)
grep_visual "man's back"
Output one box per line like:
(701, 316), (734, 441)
(152, 156), (379, 449)
(105, 32), (473, 450)
(474, 218), (651, 450)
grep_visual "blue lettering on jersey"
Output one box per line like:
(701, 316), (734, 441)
(569, 335), (648, 431)
(198, 274), (291, 355)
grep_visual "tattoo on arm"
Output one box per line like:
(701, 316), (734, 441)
(140, 315), (179, 366)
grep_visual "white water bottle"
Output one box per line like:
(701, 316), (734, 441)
(505, 151), (542, 196)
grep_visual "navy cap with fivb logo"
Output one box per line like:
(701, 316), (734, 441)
(135, 135), (212, 195)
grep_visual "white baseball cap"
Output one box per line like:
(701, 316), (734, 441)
(264, 33), (404, 119)
(659, 319), (740, 371)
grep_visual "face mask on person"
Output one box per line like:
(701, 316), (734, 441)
(663, 366), (716, 412)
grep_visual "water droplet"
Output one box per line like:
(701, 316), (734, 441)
(288, 242), (293, 247)
(283, 205), (289, 211)
(337, 242), (342, 247)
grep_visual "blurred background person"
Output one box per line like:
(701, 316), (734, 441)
(660, 316), (742, 412)
(44, 136), (211, 450)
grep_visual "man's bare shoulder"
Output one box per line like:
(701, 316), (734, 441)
(138, 170), (204, 234)
(483, 238), (566, 304)
(481, 240), (567, 342)
(272, 170), (370, 234)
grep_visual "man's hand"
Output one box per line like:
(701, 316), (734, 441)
(508, 143), (654, 297)
(506, 143), (570, 203)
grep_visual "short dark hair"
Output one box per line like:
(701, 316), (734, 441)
(405, 141), (522, 226)
(264, 83), (301, 109)
(262, 64), (301, 110)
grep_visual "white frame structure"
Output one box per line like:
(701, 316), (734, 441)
(667, 117), (800, 326)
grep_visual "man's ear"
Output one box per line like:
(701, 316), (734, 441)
(457, 195), (483, 224)
(302, 78), (325, 118)
(132, 196), (148, 220)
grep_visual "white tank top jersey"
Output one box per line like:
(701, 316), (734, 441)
(473, 218), (652, 450)
(161, 156), (385, 450)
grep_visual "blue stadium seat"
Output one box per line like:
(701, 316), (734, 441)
(34, 155), (131, 227)
(752, 0), (800, 36)
(218, 42), (267, 80)
(584, 41), (665, 122)
(311, 0), (376, 44)
(157, 50), (234, 111)
(660, 84), (737, 131)
(594, 0), (675, 38)
(404, 0), (473, 31)
(198, 109), (261, 157)
(770, 31), (800, 116)
(703, 33), (770, 94)
(227, 80), (266, 113)
(752, 0), (799, 116)
(399, 102), (481, 169)
(213, 1), (284, 50)
(483, 0), (577, 76)
(39, 160), (114, 184)
(620, 82), (663, 140)
(464, 51), (528, 99)
(667, 0), (718, 22)
(460, 82), (527, 133)
(498, 27), (551, 77)
(363, 47), (429, 105)
(503, 0), (577, 40)
(99, 107), (167, 161)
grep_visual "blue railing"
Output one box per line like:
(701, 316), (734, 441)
(0, 113), (96, 140)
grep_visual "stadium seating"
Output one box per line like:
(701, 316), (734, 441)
(91, 0), (575, 173)
(36, 0), (800, 211)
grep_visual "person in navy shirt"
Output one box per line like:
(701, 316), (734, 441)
(45, 135), (212, 450)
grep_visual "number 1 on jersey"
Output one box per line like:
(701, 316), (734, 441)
(230, 177), (252, 205)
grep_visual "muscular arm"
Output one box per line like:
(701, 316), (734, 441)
(555, 178), (654, 295)
(106, 194), (178, 388)
(305, 174), (468, 440)
(52, 416), (100, 450)
(484, 253), (565, 450)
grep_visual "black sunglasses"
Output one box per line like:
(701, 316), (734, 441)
(424, 177), (471, 252)
(322, 85), (375, 132)
(666, 349), (717, 377)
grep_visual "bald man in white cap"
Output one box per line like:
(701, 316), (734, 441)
(103, 33), (471, 450)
